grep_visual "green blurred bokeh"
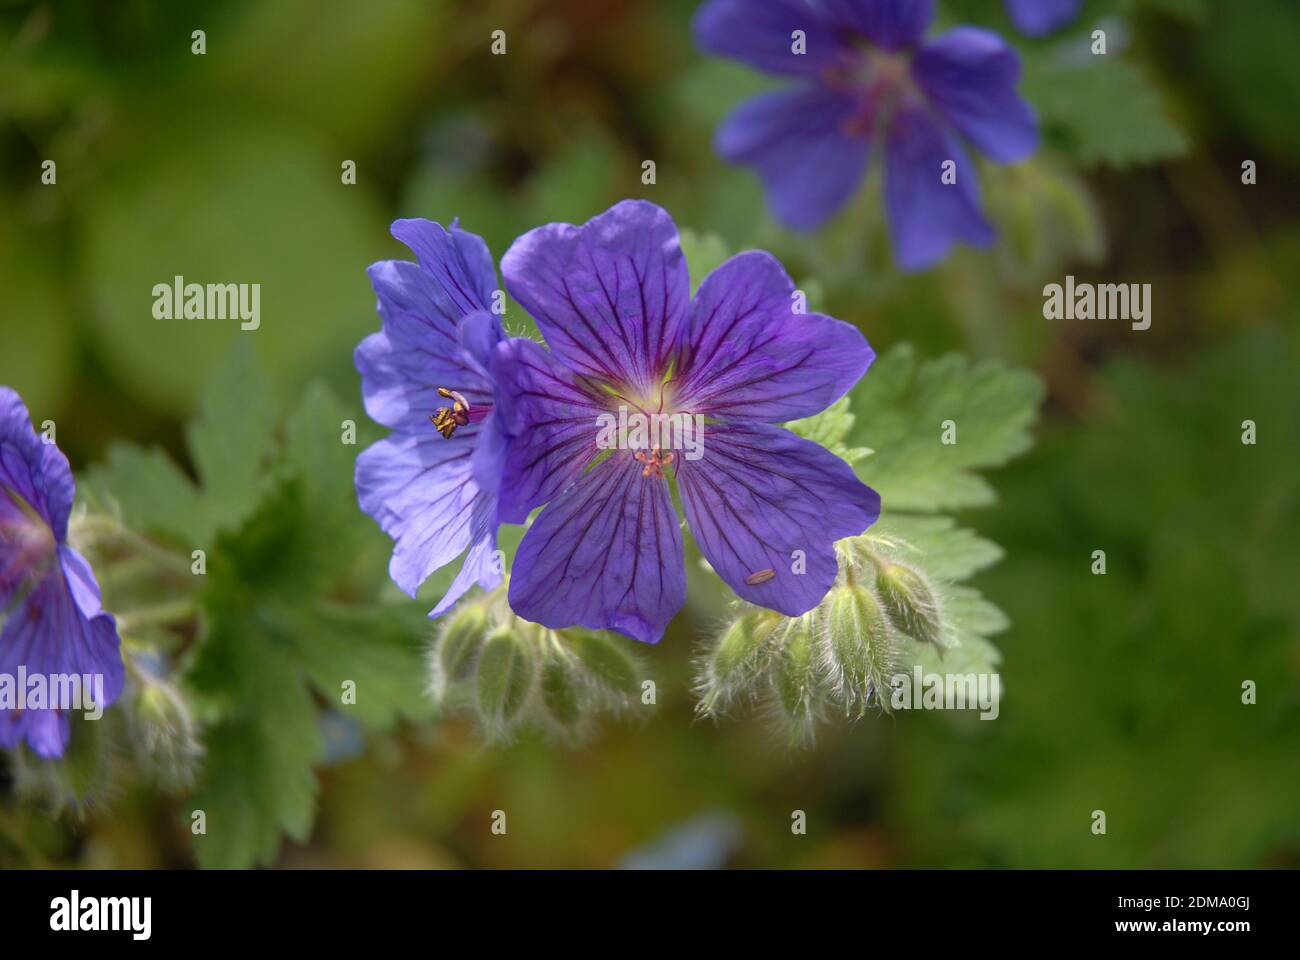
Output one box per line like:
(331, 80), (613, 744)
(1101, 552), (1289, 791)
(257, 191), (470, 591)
(1, 0), (1296, 868)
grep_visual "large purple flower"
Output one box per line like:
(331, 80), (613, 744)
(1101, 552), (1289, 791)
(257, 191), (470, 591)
(492, 200), (881, 644)
(1005, 0), (1083, 38)
(694, 0), (1039, 271)
(354, 220), (520, 617)
(0, 388), (124, 757)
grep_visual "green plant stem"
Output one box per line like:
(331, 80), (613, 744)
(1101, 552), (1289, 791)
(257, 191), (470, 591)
(117, 597), (198, 633)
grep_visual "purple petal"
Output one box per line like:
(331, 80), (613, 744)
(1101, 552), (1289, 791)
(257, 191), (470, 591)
(457, 309), (505, 377)
(1004, 0), (1083, 37)
(677, 423), (880, 616)
(673, 252), (875, 422)
(356, 260), (496, 431)
(490, 338), (606, 524)
(355, 430), (501, 608)
(819, 0), (935, 51)
(500, 200), (690, 397)
(0, 386), (73, 549)
(0, 709), (68, 757)
(389, 218), (498, 318)
(914, 26), (1039, 163)
(509, 453), (685, 644)
(429, 495), (502, 618)
(716, 85), (870, 231)
(470, 405), (511, 500)
(0, 546), (125, 758)
(693, 0), (851, 77)
(885, 101), (994, 272)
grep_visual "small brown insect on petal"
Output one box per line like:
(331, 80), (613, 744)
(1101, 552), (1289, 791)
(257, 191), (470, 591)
(745, 568), (776, 586)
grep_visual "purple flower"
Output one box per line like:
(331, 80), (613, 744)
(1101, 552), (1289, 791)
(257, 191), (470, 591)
(1, 388), (124, 757)
(354, 220), (520, 617)
(694, 0), (1039, 271)
(492, 200), (881, 644)
(1005, 0), (1083, 38)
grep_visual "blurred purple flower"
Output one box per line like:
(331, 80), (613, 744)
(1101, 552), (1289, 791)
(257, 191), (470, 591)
(1005, 0), (1083, 38)
(493, 200), (881, 644)
(0, 388), (123, 757)
(354, 220), (522, 617)
(694, 0), (1039, 271)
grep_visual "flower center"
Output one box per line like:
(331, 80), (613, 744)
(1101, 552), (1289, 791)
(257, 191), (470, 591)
(835, 50), (919, 138)
(0, 486), (57, 592)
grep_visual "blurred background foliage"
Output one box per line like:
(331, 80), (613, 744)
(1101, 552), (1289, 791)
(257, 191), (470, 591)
(1, 0), (1297, 868)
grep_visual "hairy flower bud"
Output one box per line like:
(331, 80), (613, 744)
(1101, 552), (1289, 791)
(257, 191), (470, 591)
(697, 610), (780, 715)
(823, 584), (898, 715)
(128, 675), (202, 789)
(422, 584), (652, 743)
(875, 561), (947, 650)
(439, 605), (489, 680)
(539, 648), (582, 732)
(568, 630), (641, 701)
(770, 616), (819, 746)
(475, 625), (536, 737)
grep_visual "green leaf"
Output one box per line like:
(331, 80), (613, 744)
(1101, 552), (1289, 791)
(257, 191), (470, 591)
(186, 341), (277, 539)
(869, 514), (1004, 583)
(786, 396), (872, 466)
(846, 344), (1040, 683)
(185, 490), (324, 868)
(188, 644), (322, 869)
(277, 380), (391, 590)
(85, 444), (206, 546)
(280, 382), (357, 510)
(941, 586), (1011, 648)
(85, 343), (276, 548)
(1026, 58), (1188, 168)
(173, 370), (434, 865)
(851, 344), (1044, 513)
(905, 629), (1002, 679)
(296, 603), (433, 730)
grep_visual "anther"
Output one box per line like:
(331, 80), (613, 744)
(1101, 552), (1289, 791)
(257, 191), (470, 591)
(430, 387), (471, 439)
(634, 445), (674, 479)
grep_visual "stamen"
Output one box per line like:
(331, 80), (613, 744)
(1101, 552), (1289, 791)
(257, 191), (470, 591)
(430, 387), (472, 439)
(633, 445), (674, 479)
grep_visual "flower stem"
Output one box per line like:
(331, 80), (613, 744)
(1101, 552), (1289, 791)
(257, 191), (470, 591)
(117, 597), (197, 633)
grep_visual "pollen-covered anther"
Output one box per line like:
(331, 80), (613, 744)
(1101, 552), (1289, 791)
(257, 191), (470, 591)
(431, 387), (471, 439)
(634, 445), (674, 479)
